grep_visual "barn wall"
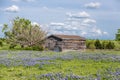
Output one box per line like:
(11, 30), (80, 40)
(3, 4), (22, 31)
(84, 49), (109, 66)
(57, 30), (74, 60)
(62, 39), (86, 50)
(45, 36), (86, 51)
(45, 37), (56, 50)
(45, 37), (62, 50)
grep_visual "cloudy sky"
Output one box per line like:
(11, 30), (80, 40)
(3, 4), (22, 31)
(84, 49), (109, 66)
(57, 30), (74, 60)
(0, 0), (120, 39)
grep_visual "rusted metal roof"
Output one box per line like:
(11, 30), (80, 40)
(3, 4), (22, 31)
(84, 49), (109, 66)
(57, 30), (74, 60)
(48, 34), (86, 40)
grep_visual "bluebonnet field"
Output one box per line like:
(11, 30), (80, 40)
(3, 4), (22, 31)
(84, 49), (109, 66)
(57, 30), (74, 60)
(0, 50), (120, 80)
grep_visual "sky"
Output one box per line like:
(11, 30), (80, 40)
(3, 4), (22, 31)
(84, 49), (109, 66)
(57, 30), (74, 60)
(0, 0), (120, 39)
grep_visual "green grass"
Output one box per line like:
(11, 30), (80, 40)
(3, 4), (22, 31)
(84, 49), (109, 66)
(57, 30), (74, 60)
(0, 50), (120, 80)
(1, 59), (120, 80)
(84, 49), (120, 54)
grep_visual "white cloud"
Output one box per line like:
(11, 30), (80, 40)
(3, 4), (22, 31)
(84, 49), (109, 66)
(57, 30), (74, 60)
(81, 31), (87, 36)
(82, 18), (96, 24)
(90, 28), (108, 36)
(91, 28), (102, 36)
(12, 0), (35, 2)
(0, 24), (3, 27)
(31, 22), (40, 26)
(103, 31), (108, 35)
(44, 11), (108, 38)
(66, 11), (90, 18)
(85, 2), (101, 9)
(5, 5), (19, 12)
(43, 6), (48, 10)
(41, 24), (50, 32)
(50, 22), (64, 26)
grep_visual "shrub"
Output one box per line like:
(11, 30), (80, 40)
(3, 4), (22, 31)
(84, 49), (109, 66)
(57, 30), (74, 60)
(17, 45), (44, 51)
(9, 44), (17, 49)
(116, 29), (120, 40)
(0, 41), (3, 47)
(86, 41), (91, 49)
(86, 40), (95, 49)
(32, 45), (44, 51)
(94, 39), (102, 49)
(89, 43), (96, 50)
(89, 44), (96, 50)
(24, 47), (33, 50)
(101, 41), (108, 49)
(114, 41), (120, 50)
(106, 41), (115, 49)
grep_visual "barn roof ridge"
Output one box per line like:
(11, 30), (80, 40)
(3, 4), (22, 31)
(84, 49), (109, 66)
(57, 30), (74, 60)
(49, 34), (86, 40)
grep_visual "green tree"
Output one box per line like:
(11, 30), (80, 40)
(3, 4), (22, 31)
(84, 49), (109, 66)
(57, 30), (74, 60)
(116, 29), (120, 40)
(3, 17), (46, 48)
(86, 40), (95, 50)
(89, 43), (96, 50)
(94, 39), (102, 49)
(86, 40), (91, 49)
(106, 41), (115, 49)
(101, 41), (108, 49)
(0, 41), (3, 47)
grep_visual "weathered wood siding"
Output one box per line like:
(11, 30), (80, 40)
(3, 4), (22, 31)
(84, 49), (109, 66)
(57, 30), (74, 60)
(45, 35), (86, 51)
(62, 39), (86, 50)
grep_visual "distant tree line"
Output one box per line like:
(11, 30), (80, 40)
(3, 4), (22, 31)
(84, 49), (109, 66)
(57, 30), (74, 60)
(86, 39), (115, 50)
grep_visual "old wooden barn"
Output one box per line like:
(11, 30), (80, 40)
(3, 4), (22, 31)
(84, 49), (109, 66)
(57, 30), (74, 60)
(45, 34), (86, 52)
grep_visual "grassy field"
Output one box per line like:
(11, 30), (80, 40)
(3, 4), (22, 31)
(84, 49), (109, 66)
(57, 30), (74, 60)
(0, 50), (120, 80)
